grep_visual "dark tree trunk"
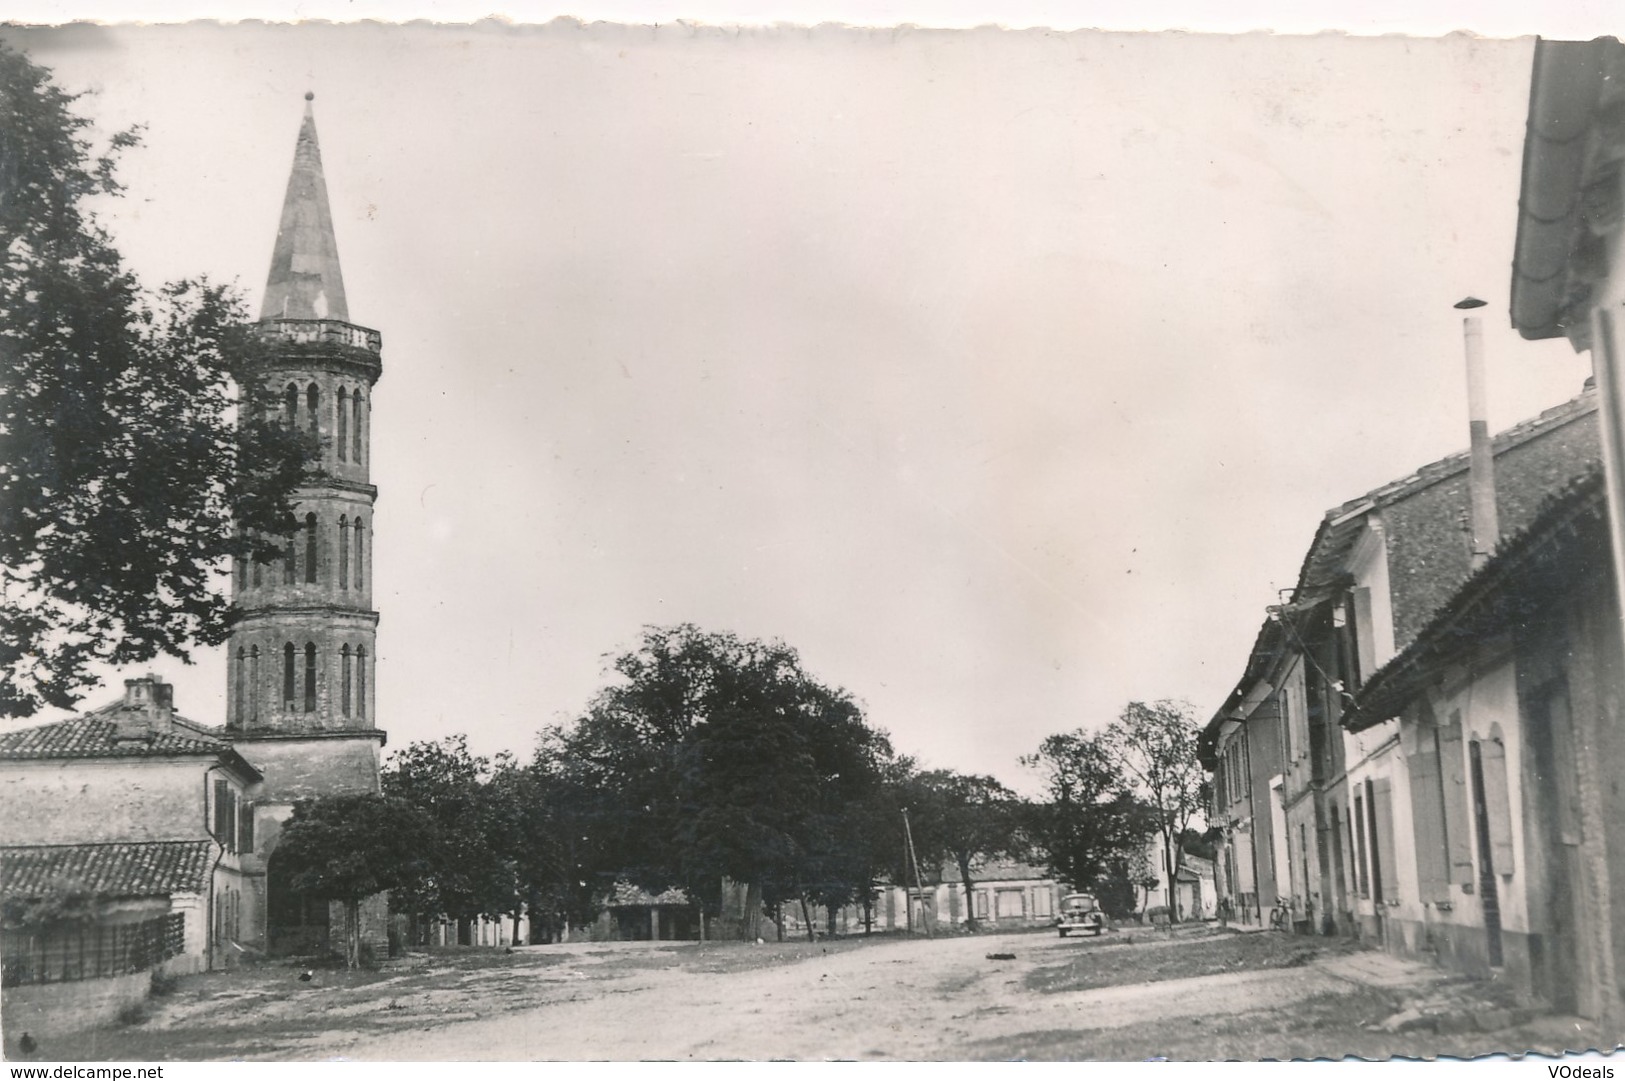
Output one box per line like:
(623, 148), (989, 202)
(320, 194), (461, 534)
(800, 896), (815, 942)
(958, 852), (979, 932)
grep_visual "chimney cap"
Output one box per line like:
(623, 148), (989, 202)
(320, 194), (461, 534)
(1454, 296), (1488, 310)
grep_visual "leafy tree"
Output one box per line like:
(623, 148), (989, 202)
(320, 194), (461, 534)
(382, 736), (515, 933)
(272, 794), (432, 967)
(1103, 700), (1206, 921)
(1020, 729), (1154, 904)
(899, 769), (1024, 932)
(0, 42), (309, 717)
(557, 624), (894, 940)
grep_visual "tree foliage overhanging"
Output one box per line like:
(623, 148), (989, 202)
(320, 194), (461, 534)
(0, 42), (309, 717)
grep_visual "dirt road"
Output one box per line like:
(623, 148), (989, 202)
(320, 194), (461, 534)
(336, 930), (1574, 1061)
(52, 927), (1603, 1061)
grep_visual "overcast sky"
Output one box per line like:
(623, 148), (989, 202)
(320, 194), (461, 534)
(5, 19), (1595, 791)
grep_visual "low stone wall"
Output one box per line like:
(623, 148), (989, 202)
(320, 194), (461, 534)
(1, 968), (152, 1041)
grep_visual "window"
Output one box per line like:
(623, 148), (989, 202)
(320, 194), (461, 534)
(337, 388), (349, 462)
(239, 801), (255, 854)
(974, 890), (989, 919)
(353, 391), (364, 463)
(1278, 688), (1292, 763)
(234, 647), (245, 722)
(249, 646), (260, 723)
(341, 645), (352, 717)
(284, 383), (298, 429)
(354, 519), (364, 589)
(339, 516), (350, 588)
(1334, 592), (1364, 695)
(284, 534), (296, 585)
(1032, 889), (1052, 918)
(357, 645), (367, 717)
(307, 383), (320, 438)
(304, 643), (317, 713)
(213, 780), (236, 853)
(305, 512), (318, 584)
(283, 643), (296, 707)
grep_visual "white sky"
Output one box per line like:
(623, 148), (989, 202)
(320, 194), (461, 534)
(3, 7), (1605, 793)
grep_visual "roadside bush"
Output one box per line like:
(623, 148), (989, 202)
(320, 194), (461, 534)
(116, 1001), (149, 1026)
(149, 968), (179, 996)
(1142, 905), (1171, 926)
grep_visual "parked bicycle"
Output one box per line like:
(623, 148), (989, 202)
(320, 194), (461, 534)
(1269, 898), (1291, 931)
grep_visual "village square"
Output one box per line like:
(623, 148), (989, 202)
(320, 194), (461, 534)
(3, 16), (1625, 1064)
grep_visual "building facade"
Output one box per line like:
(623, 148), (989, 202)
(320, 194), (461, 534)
(0, 678), (262, 1035)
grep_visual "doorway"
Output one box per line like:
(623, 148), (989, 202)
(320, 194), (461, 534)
(1468, 740), (1504, 969)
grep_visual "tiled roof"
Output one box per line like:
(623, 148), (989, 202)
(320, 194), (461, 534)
(0, 841), (214, 899)
(1345, 468), (1607, 730)
(940, 859), (1056, 884)
(0, 703), (227, 761)
(1510, 38), (1625, 347)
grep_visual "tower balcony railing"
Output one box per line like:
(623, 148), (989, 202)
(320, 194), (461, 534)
(257, 318), (382, 353)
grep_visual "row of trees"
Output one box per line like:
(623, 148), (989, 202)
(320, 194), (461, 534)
(276, 624), (1209, 964)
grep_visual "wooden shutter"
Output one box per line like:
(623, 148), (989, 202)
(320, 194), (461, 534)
(1353, 586), (1376, 683)
(1372, 778), (1399, 904)
(1479, 730), (1514, 875)
(1406, 733), (1449, 903)
(240, 801), (256, 855)
(1438, 713), (1474, 885)
(1353, 793), (1369, 896)
(213, 779), (230, 843)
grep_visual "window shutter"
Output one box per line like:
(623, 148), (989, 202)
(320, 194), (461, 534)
(239, 801), (255, 855)
(1353, 586), (1376, 682)
(1372, 778), (1400, 904)
(1406, 735), (1448, 903)
(213, 779), (229, 843)
(1479, 731), (1514, 875)
(1438, 712), (1474, 886)
(1353, 793), (1369, 897)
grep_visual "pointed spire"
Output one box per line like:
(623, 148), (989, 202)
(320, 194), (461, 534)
(261, 93), (349, 322)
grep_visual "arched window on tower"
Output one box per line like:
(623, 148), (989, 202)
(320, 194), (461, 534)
(307, 383), (320, 441)
(354, 518), (365, 590)
(305, 512), (318, 584)
(339, 516), (350, 588)
(235, 647), (246, 722)
(357, 645), (367, 719)
(304, 643), (317, 713)
(284, 533), (296, 586)
(284, 383), (298, 429)
(340, 645), (352, 717)
(283, 643), (296, 708)
(353, 391), (364, 464)
(249, 646), (260, 723)
(337, 388), (349, 462)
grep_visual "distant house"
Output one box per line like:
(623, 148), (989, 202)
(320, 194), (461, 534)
(0, 677), (263, 1037)
(1135, 835), (1216, 922)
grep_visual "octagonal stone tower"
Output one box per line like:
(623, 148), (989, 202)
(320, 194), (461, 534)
(227, 95), (382, 742)
(225, 95), (388, 953)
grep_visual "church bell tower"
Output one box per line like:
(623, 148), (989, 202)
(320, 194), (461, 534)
(225, 93), (383, 741)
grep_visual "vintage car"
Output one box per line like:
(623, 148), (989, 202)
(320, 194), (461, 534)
(1055, 892), (1106, 937)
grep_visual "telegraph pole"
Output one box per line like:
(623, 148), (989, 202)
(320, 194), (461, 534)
(902, 806), (933, 938)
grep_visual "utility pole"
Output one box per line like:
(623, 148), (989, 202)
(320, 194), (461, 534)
(902, 806), (932, 938)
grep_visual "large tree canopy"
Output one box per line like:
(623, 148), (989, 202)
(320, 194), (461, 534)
(272, 794), (433, 967)
(553, 623), (899, 938)
(0, 43), (308, 717)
